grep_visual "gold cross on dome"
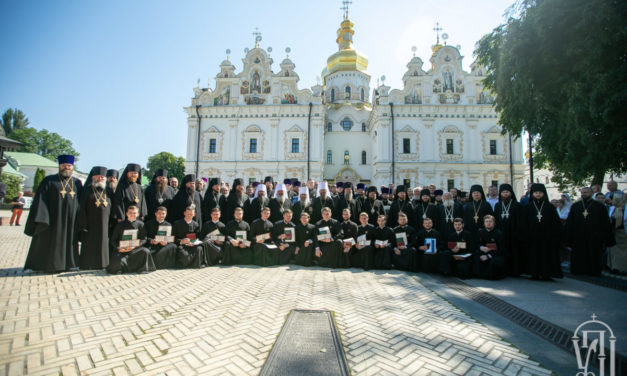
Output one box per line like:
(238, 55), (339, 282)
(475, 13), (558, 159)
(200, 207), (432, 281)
(341, 0), (352, 19)
(252, 27), (262, 48)
(433, 22), (443, 45)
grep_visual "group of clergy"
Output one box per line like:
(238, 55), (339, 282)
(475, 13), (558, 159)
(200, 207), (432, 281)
(23, 156), (615, 280)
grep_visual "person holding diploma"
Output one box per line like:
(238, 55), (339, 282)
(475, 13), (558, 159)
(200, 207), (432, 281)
(251, 207), (276, 266)
(271, 208), (297, 265)
(416, 217), (444, 272)
(474, 215), (505, 279)
(314, 207), (343, 268)
(173, 205), (207, 268)
(200, 207), (226, 266)
(372, 215), (394, 269)
(107, 205), (156, 274)
(294, 212), (317, 266)
(223, 207), (253, 265)
(339, 208), (359, 268)
(144, 206), (178, 269)
(441, 218), (474, 278)
(392, 212), (418, 271)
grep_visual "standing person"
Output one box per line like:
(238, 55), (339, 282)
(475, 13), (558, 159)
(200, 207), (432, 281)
(247, 184), (270, 224)
(294, 212), (316, 266)
(144, 169), (175, 223)
(24, 155), (83, 273)
(250, 207), (276, 266)
(474, 215), (506, 280)
(144, 206), (178, 269)
(105, 169), (119, 198)
(352, 212), (375, 270)
(292, 186), (312, 220)
(173, 205), (207, 268)
(107, 205), (156, 274)
(224, 178), (246, 224)
(519, 183), (533, 206)
(195, 178), (206, 200)
(362, 186), (384, 225)
(112, 163), (147, 222)
(463, 185), (494, 238)
(76, 166), (111, 270)
(202, 178), (223, 221)
(222, 207), (253, 265)
(494, 184), (525, 276)
(388, 185), (415, 229)
(311, 181), (334, 224)
(264, 176), (275, 198)
(271, 209), (297, 265)
(269, 183), (292, 223)
(440, 218), (474, 278)
(9, 191), (26, 226)
(355, 183), (367, 207)
(200, 207), (226, 266)
(414, 188), (438, 230)
(168, 174), (203, 227)
(169, 177), (179, 194)
(436, 191), (464, 240)
(314, 207), (343, 268)
(392, 212), (418, 272)
(334, 183), (360, 223)
(566, 186), (615, 276)
(486, 186), (499, 210)
(525, 184), (563, 280)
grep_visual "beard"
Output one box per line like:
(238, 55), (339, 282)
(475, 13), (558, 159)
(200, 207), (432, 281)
(277, 194), (285, 204)
(59, 169), (72, 178)
(156, 180), (167, 194)
(94, 181), (106, 190)
(443, 199), (454, 207)
(186, 186), (195, 195)
(108, 181), (117, 191)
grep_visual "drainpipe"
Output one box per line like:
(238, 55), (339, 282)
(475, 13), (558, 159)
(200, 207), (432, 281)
(195, 105), (201, 176)
(307, 102), (312, 181)
(390, 102), (395, 184)
(508, 132), (514, 186)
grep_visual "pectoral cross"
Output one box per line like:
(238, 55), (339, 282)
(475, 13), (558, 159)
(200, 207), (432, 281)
(103, 201), (108, 207)
(536, 212), (542, 222)
(583, 209), (589, 219)
(69, 191), (75, 198)
(60, 189), (66, 198)
(95, 200), (100, 207)
(474, 215), (479, 223)
(502, 213), (509, 219)
(134, 197), (139, 203)
(422, 213), (427, 220)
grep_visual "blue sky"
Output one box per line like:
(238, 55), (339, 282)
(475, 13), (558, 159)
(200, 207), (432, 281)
(0, 0), (514, 173)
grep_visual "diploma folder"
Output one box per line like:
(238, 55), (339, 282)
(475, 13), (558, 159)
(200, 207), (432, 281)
(317, 226), (331, 241)
(486, 243), (497, 251)
(119, 229), (140, 248)
(447, 241), (466, 250)
(424, 238), (437, 254)
(206, 229), (225, 242)
(395, 232), (407, 247)
(284, 227), (295, 243)
(155, 225), (174, 243)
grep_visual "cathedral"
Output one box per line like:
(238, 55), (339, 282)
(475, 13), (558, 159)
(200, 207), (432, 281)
(184, 12), (526, 194)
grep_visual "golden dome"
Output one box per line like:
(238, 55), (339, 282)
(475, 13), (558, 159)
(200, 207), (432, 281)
(323, 17), (368, 79)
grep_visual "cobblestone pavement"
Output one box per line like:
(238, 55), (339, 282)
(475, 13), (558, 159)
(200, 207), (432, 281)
(0, 225), (553, 375)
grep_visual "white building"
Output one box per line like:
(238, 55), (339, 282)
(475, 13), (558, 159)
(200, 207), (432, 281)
(184, 14), (526, 194)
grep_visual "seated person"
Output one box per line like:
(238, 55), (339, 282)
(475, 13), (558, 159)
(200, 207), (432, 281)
(352, 212), (375, 270)
(107, 205), (156, 274)
(294, 212), (316, 266)
(474, 215), (506, 280)
(251, 207), (276, 266)
(372, 215), (394, 269)
(440, 218), (474, 278)
(200, 207), (226, 266)
(173, 205), (207, 268)
(223, 207), (253, 265)
(272, 209), (297, 265)
(339, 208), (359, 268)
(392, 212), (418, 271)
(144, 206), (177, 269)
(314, 207), (343, 268)
(416, 217), (444, 272)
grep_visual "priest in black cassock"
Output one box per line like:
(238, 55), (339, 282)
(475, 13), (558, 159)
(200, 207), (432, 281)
(415, 217), (444, 272)
(294, 212), (317, 266)
(250, 207), (276, 266)
(312, 181), (335, 224)
(173, 205), (207, 268)
(352, 212), (375, 269)
(388, 185), (416, 230)
(372, 215), (394, 269)
(77, 166), (111, 270)
(334, 183), (361, 223)
(339, 208), (359, 268)
(24, 155), (83, 273)
(107, 205), (156, 274)
(494, 184), (525, 276)
(436, 191), (464, 240)
(105, 169), (119, 233)
(414, 188), (438, 231)
(200, 207), (226, 266)
(223, 207), (253, 265)
(314, 207), (343, 268)
(168, 174), (202, 228)
(440, 218), (474, 278)
(269, 183), (292, 223)
(144, 169), (175, 223)
(271, 208), (297, 265)
(202, 178), (223, 221)
(112, 163), (147, 222)
(224, 178), (247, 224)
(566, 186), (615, 276)
(474, 215), (506, 280)
(525, 184), (563, 280)
(246, 184), (270, 224)
(392, 212), (418, 271)
(144, 206), (178, 269)
(362, 186), (385, 225)
(463, 185), (494, 238)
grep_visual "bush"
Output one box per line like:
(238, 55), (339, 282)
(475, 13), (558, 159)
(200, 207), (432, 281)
(1, 173), (24, 203)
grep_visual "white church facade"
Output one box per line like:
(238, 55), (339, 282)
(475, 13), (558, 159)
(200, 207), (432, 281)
(184, 14), (526, 193)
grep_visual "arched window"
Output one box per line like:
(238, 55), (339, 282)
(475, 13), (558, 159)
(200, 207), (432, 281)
(360, 88), (365, 101)
(344, 150), (350, 165)
(345, 86), (351, 99)
(331, 89), (335, 102)
(361, 151), (367, 164)
(341, 117), (353, 131)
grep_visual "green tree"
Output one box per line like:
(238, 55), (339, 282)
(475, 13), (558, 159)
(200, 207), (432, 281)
(32, 168), (46, 192)
(475, 0), (627, 186)
(146, 152), (185, 183)
(10, 128), (79, 162)
(0, 108), (30, 136)
(1, 173), (23, 203)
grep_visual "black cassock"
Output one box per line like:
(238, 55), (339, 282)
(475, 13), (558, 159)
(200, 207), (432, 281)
(168, 190), (203, 230)
(566, 199), (615, 276)
(393, 225), (418, 271)
(271, 220), (297, 265)
(77, 186), (111, 270)
(494, 199), (526, 276)
(172, 219), (207, 268)
(388, 199), (416, 229)
(247, 197), (269, 224)
(372, 226), (394, 269)
(223, 219), (253, 265)
(269, 197), (292, 223)
(352, 223), (375, 269)
(311, 196), (335, 224)
(315, 218), (343, 268)
(339, 220), (359, 268)
(463, 200), (494, 238)
(525, 200), (563, 279)
(113, 182), (147, 221)
(292, 200), (313, 222)
(223, 192), (247, 224)
(24, 175), (83, 273)
(474, 228), (506, 279)
(414, 202), (439, 230)
(202, 189), (223, 221)
(200, 220), (226, 266)
(144, 185), (175, 223)
(362, 199), (385, 225)
(416, 228), (443, 272)
(441, 230), (475, 278)
(250, 218), (275, 266)
(144, 219), (178, 269)
(435, 202), (464, 239)
(107, 219), (156, 274)
(334, 196), (361, 223)
(294, 222), (317, 266)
